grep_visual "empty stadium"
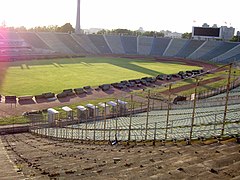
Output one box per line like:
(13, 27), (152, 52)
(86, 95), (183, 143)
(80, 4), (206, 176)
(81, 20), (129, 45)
(0, 0), (240, 179)
(0, 28), (239, 179)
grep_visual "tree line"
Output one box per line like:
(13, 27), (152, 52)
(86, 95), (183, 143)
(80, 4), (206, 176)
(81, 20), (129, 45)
(96, 29), (165, 37)
(1, 23), (166, 37)
(1, 23), (75, 33)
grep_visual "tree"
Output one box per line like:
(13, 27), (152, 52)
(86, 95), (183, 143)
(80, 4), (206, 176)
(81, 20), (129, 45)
(97, 29), (108, 35)
(47, 25), (60, 32)
(155, 32), (164, 37)
(112, 29), (132, 35)
(57, 23), (74, 33)
(182, 32), (192, 39)
(230, 36), (240, 42)
(143, 31), (156, 36)
(142, 31), (164, 37)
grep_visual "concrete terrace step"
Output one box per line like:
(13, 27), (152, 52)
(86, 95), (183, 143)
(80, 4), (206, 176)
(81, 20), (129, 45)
(1, 133), (240, 179)
(0, 138), (25, 179)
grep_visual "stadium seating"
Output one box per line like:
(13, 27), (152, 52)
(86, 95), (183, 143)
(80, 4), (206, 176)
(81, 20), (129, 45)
(176, 40), (205, 58)
(222, 53), (240, 63)
(37, 32), (74, 54)
(1, 31), (240, 64)
(43, 102), (239, 141)
(18, 32), (51, 50)
(199, 42), (239, 61)
(0, 31), (21, 39)
(138, 36), (154, 55)
(163, 38), (189, 57)
(88, 34), (112, 54)
(104, 35), (125, 54)
(188, 40), (222, 59)
(208, 86), (240, 99)
(150, 37), (171, 56)
(72, 34), (99, 54)
(120, 35), (137, 54)
(55, 33), (87, 54)
(211, 44), (240, 62)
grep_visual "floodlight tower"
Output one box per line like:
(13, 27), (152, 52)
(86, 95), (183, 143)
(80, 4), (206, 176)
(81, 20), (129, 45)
(75, 0), (81, 34)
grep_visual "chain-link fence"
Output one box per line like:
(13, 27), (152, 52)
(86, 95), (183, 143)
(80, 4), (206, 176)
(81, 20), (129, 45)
(29, 93), (240, 144)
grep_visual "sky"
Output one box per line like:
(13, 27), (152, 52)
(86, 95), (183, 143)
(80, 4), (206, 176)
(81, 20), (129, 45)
(0, 0), (239, 33)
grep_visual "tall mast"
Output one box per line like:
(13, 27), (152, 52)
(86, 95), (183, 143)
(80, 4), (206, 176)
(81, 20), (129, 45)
(75, 0), (81, 34)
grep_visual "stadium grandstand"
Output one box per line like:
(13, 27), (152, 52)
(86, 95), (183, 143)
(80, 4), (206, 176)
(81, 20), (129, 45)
(0, 31), (240, 63)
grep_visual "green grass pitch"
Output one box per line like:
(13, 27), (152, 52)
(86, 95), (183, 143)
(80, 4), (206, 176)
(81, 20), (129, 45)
(0, 57), (201, 96)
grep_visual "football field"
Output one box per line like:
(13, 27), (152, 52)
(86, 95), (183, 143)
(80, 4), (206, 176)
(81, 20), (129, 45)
(0, 57), (201, 96)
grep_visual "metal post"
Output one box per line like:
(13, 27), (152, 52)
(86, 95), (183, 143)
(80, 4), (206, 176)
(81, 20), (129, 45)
(71, 124), (74, 141)
(47, 115), (50, 138)
(128, 95), (133, 143)
(93, 105), (97, 143)
(190, 78), (200, 142)
(39, 117), (43, 138)
(64, 121), (67, 139)
(214, 114), (217, 132)
(233, 71), (236, 87)
(43, 117), (46, 137)
(133, 102), (135, 115)
(77, 113), (80, 140)
(222, 63), (232, 135)
(153, 122), (157, 146)
(56, 120), (59, 140)
(35, 117), (38, 135)
(30, 117), (33, 134)
(60, 121), (63, 139)
(103, 102), (107, 141)
(170, 118), (174, 134)
(115, 100), (119, 136)
(165, 84), (172, 140)
(109, 127), (111, 141)
(85, 117), (88, 140)
(145, 90), (151, 140)
(81, 126), (83, 140)
(152, 99), (155, 110)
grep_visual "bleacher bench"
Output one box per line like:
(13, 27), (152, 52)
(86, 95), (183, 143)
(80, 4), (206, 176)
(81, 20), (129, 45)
(63, 89), (75, 96)
(5, 96), (17, 103)
(83, 86), (91, 90)
(99, 84), (111, 91)
(74, 88), (86, 95)
(57, 92), (68, 98)
(42, 92), (55, 98)
(35, 94), (45, 99)
(18, 96), (33, 101)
